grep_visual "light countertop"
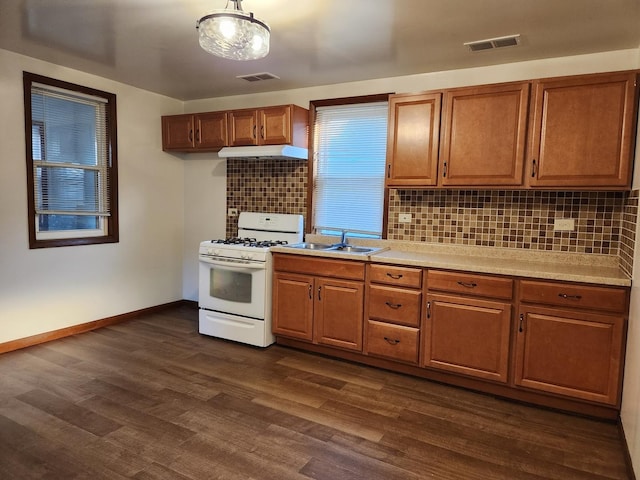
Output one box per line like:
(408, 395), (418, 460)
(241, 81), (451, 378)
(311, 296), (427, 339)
(271, 237), (631, 287)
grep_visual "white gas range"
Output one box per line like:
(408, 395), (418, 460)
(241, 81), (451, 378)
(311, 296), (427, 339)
(198, 212), (304, 347)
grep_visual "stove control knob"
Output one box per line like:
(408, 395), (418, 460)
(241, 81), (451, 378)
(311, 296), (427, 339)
(213, 249), (221, 256)
(206, 248), (213, 255)
(244, 253), (254, 260)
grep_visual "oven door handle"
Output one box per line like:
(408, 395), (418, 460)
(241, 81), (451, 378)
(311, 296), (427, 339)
(199, 258), (266, 270)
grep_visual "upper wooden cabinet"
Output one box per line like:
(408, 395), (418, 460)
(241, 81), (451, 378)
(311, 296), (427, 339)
(229, 105), (309, 148)
(161, 112), (227, 152)
(386, 92), (442, 187)
(527, 71), (638, 189)
(162, 104), (309, 153)
(385, 70), (639, 190)
(440, 82), (530, 187)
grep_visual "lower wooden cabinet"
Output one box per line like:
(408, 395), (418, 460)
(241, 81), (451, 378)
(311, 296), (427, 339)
(423, 293), (511, 383)
(272, 254), (365, 352)
(515, 305), (625, 406)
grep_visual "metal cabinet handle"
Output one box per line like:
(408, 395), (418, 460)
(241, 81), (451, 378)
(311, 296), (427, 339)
(558, 293), (582, 300)
(308, 284), (312, 300)
(189, 129), (193, 142)
(387, 164), (391, 178)
(384, 337), (400, 345)
(196, 129), (200, 143)
(531, 159), (537, 178)
(443, 161), (448, 177)
(260, 125), (265, 139)
(386, 273), (403, 280)
(253, 125), (257, 139)
(457, 281), (477, 288)
(385, 301), (402, 309)
(426, 301), (431, 319)
(318, 286), (322, 301)
(519, 313), (524, 333)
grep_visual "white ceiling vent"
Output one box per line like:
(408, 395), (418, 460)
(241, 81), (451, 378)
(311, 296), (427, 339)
(236, 72), (281, 82)
(464, 34), (521, 52)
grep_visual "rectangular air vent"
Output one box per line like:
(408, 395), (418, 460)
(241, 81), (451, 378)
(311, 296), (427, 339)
(464, 34), (521, 52)
(236, 72), (280, 82)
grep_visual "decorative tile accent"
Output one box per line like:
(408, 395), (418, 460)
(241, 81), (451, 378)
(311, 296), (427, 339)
(226, 158), (308, 237)
(620, 190), (638, 277)
(387, 190), (628, 256)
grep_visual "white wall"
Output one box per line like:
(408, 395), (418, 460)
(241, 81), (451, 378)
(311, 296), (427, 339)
(0, 49), (185, 343)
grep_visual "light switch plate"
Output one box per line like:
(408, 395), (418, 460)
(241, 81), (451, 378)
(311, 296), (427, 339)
(399, 213), (412, 223)
(554, 218), (575, 231)
(227, 208), (238, 217)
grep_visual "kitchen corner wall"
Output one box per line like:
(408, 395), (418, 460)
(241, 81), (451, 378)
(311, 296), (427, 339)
(224, 155), (637, 274)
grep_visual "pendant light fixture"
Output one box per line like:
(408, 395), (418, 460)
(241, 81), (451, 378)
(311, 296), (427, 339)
(196, 0), (270, 61)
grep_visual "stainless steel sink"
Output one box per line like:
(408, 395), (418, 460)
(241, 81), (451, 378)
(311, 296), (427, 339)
(330, 245), (376, 253)
(286, 242), (334, 250)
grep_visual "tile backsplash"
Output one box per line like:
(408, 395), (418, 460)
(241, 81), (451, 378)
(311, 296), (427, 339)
(225, 160), (636, 274)
(226, 158), (308, 238)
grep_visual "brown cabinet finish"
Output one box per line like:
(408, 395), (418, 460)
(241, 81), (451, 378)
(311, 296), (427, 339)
(314, 278), (364, 351)
(515, 305), (625, 405)
(440, 82), (530, 186)
(424, 293), (512, 383)
(520, 280), (628, 314)
(368, 285), (422, 327)
(161, 112), (228, 152)
(427, 270), (514, 300)
(366, 320), (420, 364)
(386, 92), (442, 186)
(528, 71), (638, 189)
(272, 272), (314, 341)
(272, 254), (365, 352)
(230, 105), (309, 148)
(368, 264), (423, 288)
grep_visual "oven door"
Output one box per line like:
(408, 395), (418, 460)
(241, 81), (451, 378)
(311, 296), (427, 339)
(198, 256), (267, 320)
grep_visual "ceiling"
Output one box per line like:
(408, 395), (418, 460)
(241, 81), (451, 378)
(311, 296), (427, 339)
(1, 0), (639, 101)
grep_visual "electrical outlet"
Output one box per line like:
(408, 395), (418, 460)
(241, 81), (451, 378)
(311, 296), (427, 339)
(553, 218), (575, 231)
(399, 213), (412, 223)
(227, 208), (238, 217)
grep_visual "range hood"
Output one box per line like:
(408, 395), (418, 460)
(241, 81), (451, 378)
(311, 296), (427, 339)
(217, 145), (308, 160)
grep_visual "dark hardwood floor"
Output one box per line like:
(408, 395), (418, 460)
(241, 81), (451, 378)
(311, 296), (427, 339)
(0, 304), (630, 479)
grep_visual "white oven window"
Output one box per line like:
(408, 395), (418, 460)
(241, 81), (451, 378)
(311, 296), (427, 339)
(210, 269), (252, 303)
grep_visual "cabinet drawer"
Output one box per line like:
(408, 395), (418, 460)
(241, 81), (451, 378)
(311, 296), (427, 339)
(368, 264), (422, 288)
(368, 285), (421, 327)
(520, 280), (628, 314)
(427, 270), (513, 300)
(366, 321), (419, 364)
(273, 254), (365, 281)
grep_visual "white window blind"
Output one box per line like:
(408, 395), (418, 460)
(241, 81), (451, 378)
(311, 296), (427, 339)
(313, 101), (388, 237)
(30, 83), (110, 230)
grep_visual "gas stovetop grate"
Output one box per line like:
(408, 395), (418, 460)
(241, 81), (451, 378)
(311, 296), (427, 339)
(209, 238), (289, 248)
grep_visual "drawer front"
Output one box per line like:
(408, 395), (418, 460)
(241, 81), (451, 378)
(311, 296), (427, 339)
(368, 264), (422, 288)
(366, 321), (419, 364)
(368, 285), (421, 327)
(427, 270), (513, 300)
(520, 280), (628, 314)
(273, 253), (365, 280)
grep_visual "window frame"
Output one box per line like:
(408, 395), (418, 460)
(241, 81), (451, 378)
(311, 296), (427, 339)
(23, 72), (119, 249)
(307, 94), (391, 238)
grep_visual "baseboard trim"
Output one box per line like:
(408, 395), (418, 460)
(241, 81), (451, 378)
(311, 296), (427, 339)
(0, 300), (195, 354)
(619, 419), (637, 480)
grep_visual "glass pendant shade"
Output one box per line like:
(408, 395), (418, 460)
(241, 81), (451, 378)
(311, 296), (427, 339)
(197, 3), (270, 61)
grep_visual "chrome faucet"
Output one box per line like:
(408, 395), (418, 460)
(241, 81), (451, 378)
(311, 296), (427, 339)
(339, 229), (349, 247)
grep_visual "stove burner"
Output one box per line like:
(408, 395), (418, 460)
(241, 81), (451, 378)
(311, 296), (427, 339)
(209, 238), (289, 248)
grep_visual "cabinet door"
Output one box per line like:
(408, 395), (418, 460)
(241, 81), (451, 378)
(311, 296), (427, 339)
(440, 83), (529, 186)
(515, 305), (624, 405)
(423, 294), (511, 383)
(272, 272), (313, 341)
(314, 278), (364, 352)
(161, 114), (195, 150)
(528, 71), (638, 188)
(229, 109), (259, 146)
(259, 106), (291, 145)
(386, 93), (442, 187)
(196, 112), (228, 149)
